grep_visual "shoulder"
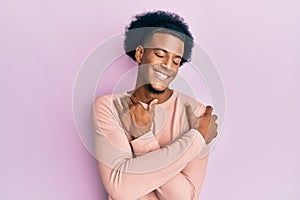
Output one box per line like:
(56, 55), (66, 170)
(92, 92), (128, 129)
(175, 91), (206, 116)
(92, 92), (129, 120)
(94, 92), (128, 109)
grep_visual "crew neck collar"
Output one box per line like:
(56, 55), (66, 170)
(125, 89), (177, 107)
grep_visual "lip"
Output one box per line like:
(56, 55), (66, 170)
(153, 69), (171, 77)
(154, 71), (171, 81)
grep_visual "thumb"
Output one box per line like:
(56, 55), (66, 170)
(204, 105), (213, 116)
(149, 99), (158, 111)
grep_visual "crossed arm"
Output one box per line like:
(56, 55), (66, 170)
(92, 95), (214, 200)
(130, 131), (208, 200)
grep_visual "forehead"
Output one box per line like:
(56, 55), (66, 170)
(143, 33), (184, 56)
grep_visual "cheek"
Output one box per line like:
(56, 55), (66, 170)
(142, 52), (162, 64)
(141, 52), (152, 62)
(173, 67), (179, 75)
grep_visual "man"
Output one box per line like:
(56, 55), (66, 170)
(92, 10), (218, 200)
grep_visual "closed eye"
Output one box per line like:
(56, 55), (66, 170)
(173, 61), (179, 65)
(173, 58), (181, 65)
(155, 53), (164, 58)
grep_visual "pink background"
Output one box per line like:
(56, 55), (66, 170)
(1, 0), (299, 199)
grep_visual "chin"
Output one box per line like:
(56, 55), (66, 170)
(146, 83), (167, 94)
(152, 83), (167, 91)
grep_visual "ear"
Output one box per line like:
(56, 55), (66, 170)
(135, 45), (144, 64)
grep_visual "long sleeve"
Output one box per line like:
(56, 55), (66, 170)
(131, 127), (209, 200)
(128, 97), (211, 200)
(130, 131), (161, 155)
(92, 95), (206, 200)
(154, 155), (208, 200)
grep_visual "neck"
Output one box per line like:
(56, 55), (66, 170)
(129, 84), (173, 104)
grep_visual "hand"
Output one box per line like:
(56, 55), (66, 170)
(185, 104), (218, 144)
(113, 95), (158, 139)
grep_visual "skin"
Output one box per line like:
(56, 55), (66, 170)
(186, 104), (218, 144)
(134, 32), (184, 103)
(113, 32), (218, 143)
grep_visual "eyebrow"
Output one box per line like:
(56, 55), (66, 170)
(153, 48), (183, 59)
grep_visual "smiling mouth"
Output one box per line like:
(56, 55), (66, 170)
(154, 70), (171, 80)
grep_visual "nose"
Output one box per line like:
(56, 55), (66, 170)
(162, 56), (172, 69)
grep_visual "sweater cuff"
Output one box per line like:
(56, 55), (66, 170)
(193, 129), (212, 159)
(130, 131), (160, 156)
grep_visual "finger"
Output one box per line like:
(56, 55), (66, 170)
(135, 102), (146, 113)
(211, 114), (218, 121)
(204, 105), (213, 116)
(120, 97), (129, 110)
(210, 122), (217, 130)
(149, 99), (158, 111)
(129, 109), (136, 122)
(130, 95), (139, 104)
(208, 123), (218, 135)
(113, 98), (123, 113)
(130, 95), (146, 110)
(209, 122), (218, 133)
(209, 127), (218, 138)
(125, 96), (134, 108)
(206, 129), (218, 144)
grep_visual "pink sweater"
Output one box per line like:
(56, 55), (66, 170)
(92, 91), (211, 200)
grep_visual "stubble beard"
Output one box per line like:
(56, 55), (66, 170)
(145, 83), (166, 95)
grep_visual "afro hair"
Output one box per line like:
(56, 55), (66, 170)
(124, 10), (194, 66)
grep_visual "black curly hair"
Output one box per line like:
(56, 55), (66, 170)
(124, 10), (194, 66)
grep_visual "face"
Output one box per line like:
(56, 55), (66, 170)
(135, 33), (184, 92)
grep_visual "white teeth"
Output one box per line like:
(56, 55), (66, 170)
(156, 71), (168, 80)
